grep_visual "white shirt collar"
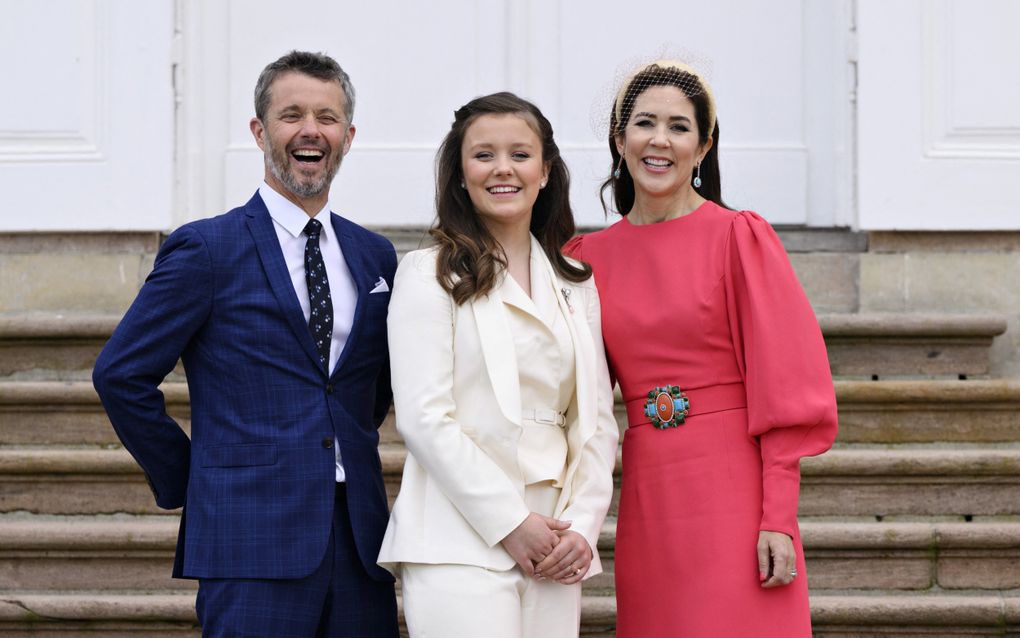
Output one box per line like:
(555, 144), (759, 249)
(259, 181), (333, 239)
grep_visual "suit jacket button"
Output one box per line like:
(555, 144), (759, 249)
(326, 384), (334, 394)
(322, 438), (334, 449)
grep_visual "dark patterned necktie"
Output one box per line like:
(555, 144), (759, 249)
(303, 219), (333, 371)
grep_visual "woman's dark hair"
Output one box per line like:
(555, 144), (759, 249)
(432, 91), (590, 304)
(599, 63), (729, 216)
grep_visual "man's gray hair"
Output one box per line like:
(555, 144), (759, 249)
(254, 50), (355, 123)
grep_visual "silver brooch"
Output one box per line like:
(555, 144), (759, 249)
(561, 287), (574, 313)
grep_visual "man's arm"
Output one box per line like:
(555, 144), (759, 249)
(92, 225), (214, 509)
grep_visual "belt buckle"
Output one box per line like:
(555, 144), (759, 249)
(643, 385), (690, 429)
(530, 409), (566, 427)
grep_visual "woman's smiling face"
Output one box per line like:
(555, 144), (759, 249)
(616, 85), (711, 201)
(461, 113), (549, 234)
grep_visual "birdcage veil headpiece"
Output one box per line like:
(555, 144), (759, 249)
(591, 50), (716, 141)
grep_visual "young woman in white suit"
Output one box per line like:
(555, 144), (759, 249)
(378, 92), (619, 637)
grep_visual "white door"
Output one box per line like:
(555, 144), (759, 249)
(181, 0), (852, 230)
(0, 0), (174, 231)
(857, 0), (1020, 230)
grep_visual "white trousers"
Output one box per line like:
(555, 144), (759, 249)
(401, 482), (582, 638)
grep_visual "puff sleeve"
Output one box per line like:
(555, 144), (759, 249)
(563, 234), (585, 261)
(723, 212), (838, 538)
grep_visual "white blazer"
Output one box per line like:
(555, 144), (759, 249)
(377, 238), (619, 576)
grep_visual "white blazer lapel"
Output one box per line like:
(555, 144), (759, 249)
(533, 240), (598, 449)
(471, 282), (522, 426)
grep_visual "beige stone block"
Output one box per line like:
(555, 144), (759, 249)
(835, 380), (1020, 443)
(799, 482), (1020, 517)
(0, 232), (162, 255)
(869, 231), (1020, 253)
(0, 592), (200, 633)
(806, 555), (933, 589)
(0, 476), (163, 515)
(0, 341), (105, 380)
(859, 254), (907, 312)
(810, 593), (1008, 626)
(789, 253), (859, 313)
(0, 556), (191, 591)
(938, 552), (1020, 589)
(836, 404), (1020, 443)
(903, 253), (1020, 312)
(0, 407), (192, 447)
(0, 382), (189, 445)
(0, 254), (147, 313)
(990, 313), (1020, 378)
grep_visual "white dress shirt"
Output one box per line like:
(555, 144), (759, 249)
(260, 182), (357, 481)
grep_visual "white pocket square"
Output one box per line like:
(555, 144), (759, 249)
(370, 276), (390, 294)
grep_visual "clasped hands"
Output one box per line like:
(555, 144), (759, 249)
(500, 512), (591, 585)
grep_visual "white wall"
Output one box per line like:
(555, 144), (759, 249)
(10, 1), (1014, 233)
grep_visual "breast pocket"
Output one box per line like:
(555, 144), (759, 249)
(197, 443), (277, 468)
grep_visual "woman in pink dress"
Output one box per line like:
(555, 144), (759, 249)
(566, 60), (838, 636)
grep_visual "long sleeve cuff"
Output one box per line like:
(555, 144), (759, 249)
(759, 466), (802, 538)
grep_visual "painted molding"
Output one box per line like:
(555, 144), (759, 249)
(923, 0), (1020, 159)
(0, 0), (105, 162)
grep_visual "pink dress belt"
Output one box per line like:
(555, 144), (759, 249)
(624, 382), (747, 428)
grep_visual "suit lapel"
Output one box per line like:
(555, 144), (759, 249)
(243, 192), (323, 373)
(534, 242), (597, 449)
(471, 281), (522, 426)
(329, 214), (366, 379)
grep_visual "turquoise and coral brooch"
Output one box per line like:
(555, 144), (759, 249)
(643, 386), (690, 429)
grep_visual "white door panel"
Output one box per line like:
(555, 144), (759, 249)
(187, 0), (850, 229)
(858, 0), (1020, 230)
(0, 1), (849, 231)
(0, 0), (173, 231)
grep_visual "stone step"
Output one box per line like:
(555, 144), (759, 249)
(1, 312), (1006, 380)
(0, 382), (190, 446)
(3, 515), (1018, 593)
(834, 379), (1020, 443)
(800, 446), (1020, 517)
(0, 593), (199, 638)
(0, 591), (1017, 636)
(0, 314), (119, 381)
(809, 592), (1020, 636)
(5, 379), (1020, 447)
(0, 515), (192, 592)
(817, 312), (1007, 379)
(2, 443), (1019, 519)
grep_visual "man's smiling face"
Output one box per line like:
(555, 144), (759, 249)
(251, 71), (354, 209)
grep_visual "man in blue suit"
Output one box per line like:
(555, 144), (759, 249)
(92, 50), (399, 637)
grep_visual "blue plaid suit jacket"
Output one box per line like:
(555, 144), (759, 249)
(93, 192), (397, 582)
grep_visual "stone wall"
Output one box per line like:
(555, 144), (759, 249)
(4, 228), (1017, 375)
(860, 232), (1020, 377)
(0, 234), (159, 315)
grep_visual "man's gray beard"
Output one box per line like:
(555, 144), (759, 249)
(264, 136), (342, 199)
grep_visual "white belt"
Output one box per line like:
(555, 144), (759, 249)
(521, 408), (566, 427)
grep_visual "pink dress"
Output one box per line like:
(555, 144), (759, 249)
(566, 202), (837, 637)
